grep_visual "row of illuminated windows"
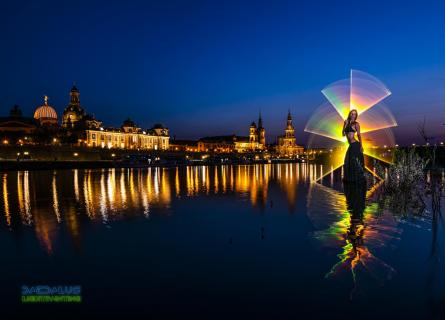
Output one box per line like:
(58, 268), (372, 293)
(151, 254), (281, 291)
(89, 132), (167, 144)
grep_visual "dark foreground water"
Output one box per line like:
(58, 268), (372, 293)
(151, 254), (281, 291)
(0, 164), (444, 319)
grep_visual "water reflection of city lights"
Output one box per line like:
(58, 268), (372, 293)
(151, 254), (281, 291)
(0, 164), (391, 256)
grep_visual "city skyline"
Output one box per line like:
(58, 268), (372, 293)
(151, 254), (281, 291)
(2, 0), (445, 145)
(4, 85), (301, 146)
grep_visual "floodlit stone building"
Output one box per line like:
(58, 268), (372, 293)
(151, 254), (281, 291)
(276, 111), (304, 157)
(86, 119), (169, 150)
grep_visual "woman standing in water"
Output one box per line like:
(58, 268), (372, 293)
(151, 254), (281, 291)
(342, 109), (366, 183)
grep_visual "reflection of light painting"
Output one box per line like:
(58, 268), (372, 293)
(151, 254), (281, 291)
(305, 70), (397, 180)
(307, 182), (401, 300)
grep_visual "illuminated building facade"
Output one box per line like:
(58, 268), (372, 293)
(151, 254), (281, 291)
(1, 85), (169, 150)
(169, 140), (198, 152)
(0, 100), (59, 144)
(198, 114), (266, 153)
(276, 111), (304, 157)
(246, 112), (266, 151)
(198, 135), (237, 152)
(234, 136), (252, 152)
(62, 85), (85, 128)
(62, 85), (102, 131)
(86, 119), (169, 150)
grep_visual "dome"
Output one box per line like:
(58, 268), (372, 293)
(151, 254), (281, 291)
(34, 105), (58, 120)
(34, 96), (58, 124)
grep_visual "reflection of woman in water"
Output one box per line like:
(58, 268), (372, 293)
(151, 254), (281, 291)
(342, 181), (369, 298)
(308, 181), (399, 300)
(344, 181), (366, 250)
(326, 182), (396, 299)
(342, 109), (365, 183)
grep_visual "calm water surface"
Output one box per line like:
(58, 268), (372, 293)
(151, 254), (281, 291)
(0, 164), (444, 318)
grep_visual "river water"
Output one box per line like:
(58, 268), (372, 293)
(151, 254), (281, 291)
(0, 164), (444, 318)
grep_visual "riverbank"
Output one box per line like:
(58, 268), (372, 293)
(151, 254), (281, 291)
(0, 145), (305, 171)
(0, 158), (304, 171)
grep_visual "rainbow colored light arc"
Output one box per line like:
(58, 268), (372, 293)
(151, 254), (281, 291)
(304, 70), (398, 180)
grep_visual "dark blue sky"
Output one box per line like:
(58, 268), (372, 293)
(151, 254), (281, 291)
(1, 0), (445, 145)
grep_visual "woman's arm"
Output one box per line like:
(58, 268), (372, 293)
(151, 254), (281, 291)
(342, 120), (346, 137)
(356, 122), (363, 151)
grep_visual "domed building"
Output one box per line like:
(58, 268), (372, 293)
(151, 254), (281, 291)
(61, 85), (102, 132)
(34, 95), (58, 126)
(62, 85), (87, 129)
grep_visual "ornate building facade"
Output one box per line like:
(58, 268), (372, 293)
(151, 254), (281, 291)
(198, 135), (239, 152)
(197, 114), (266, 153)
(169, 139), (198, 152)
(0, 97), (60, 145)
(247, 113), (266, 151)
(62, 85), (102, 131)
(86, 119), (169, 150)
(62, 85), (86, 129)
(1, 85), (169, 150)
(276, 111), (304, 157)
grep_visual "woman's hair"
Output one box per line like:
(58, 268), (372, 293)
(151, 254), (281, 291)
(346, 109), (358, 125)
(343, 109), (358, 136)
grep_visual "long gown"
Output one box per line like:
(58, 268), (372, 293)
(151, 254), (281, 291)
(343, 141), (365, 183)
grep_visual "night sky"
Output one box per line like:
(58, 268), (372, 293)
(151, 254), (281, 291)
(1, 0), (445, 145)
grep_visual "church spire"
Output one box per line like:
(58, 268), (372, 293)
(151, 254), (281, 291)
(258, 110), (263, 128)
(287, 109), (293, 129)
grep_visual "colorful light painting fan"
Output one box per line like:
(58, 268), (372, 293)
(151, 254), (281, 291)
(304, 70), (397, 181)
